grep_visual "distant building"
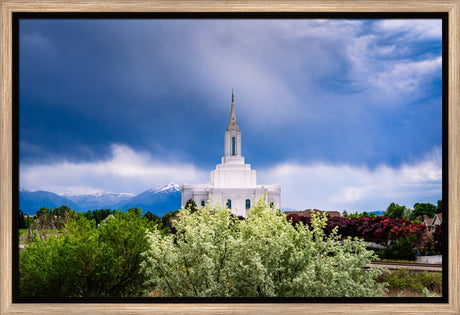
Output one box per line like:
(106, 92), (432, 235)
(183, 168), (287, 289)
(421, 215), (434, 232)
(423, 213), (442, 234)
(181, 91), (281, 217)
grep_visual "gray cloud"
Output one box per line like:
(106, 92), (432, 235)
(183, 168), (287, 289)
(19, 18), (443, 209)
(21, 144), (441, 211)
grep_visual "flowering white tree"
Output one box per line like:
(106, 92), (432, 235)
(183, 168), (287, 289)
(141, 197), (387, 297)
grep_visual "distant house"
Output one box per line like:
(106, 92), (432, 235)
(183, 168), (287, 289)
(284, 209), (341, 218)
(421, 215), (434, 233)
(422, 213), (442, 234)
(433, 213), (442, 226)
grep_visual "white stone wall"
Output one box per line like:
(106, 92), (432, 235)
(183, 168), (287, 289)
(224, 130), (241, 157)
(182, 184), (281, 217)
(181, 184), (209, 207)
(211, 164), (257, 188)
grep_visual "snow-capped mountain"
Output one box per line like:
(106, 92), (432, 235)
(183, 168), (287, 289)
(19, 184), (181, 216)
(19, 189), (78, 213)
(63, 192), (136, 211)
(146, 183), (180, 193)
(115, 183), (181, 216)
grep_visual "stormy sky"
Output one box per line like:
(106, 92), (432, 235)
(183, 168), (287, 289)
(19, 18), (443, 211)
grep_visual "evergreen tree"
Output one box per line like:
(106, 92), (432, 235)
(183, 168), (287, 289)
(184, 198), (199, 213)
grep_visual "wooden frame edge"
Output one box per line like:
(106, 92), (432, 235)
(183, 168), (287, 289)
(0, 0), (458, 13)
(1, 1), (458, 314)
(1, 0), (13, 314)
(447, 0), (460, 313)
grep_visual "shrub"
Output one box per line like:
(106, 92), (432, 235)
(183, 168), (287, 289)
(141, 197), (387, 297)
(377, 269), (442, 295)
(378, 235), (417, 261)
(19, 209), (154, 298)
(287, 215), (427, 246)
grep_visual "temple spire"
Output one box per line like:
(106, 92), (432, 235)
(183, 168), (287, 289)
(227, 89), (239, 131)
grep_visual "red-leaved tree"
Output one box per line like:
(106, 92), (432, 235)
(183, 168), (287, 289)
(286, 214), (427, 246)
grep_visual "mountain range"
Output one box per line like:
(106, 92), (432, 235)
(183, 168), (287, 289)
(19, 183), (181, 216)
(19, 184), (383, 217)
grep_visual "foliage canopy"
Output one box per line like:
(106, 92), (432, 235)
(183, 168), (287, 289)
(384, 203), (407, 219)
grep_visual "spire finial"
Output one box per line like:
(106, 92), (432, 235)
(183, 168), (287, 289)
(227, 89), (239, 131)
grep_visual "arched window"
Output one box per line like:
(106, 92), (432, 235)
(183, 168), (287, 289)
(246, 199), (251, 209)
(270, 201), (274, 208)
(226, 199), (232, 209)
(201, 200), (205, 207)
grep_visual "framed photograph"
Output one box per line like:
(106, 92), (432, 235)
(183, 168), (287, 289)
(1, 1), (459, 314)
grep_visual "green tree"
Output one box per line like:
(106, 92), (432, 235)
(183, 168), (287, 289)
(379, 235), (417, 261)
(159, 209), (180, 234)
(52, 205), (77, 229)
(18, 209), (26, 229)
(52, 205), (72, 217)
(19, 217), (96, 297)
(141, 197), (387, 297)
(33, 207), (53, 233)
(184, 198), (199, 213)
(143, 211), (160, 225)
(84, 209), (116, 226)
(127, 206), (143, 217)
(35, 207), (50, 218)
(384, 203), (407, 219)
(343, 211), (377, 218)
(411, 203), (437, 221)
(436, 200), (442, 214)
(19, 210), (154, 298)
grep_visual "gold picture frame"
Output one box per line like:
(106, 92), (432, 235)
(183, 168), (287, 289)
(1, 1), (459, 314)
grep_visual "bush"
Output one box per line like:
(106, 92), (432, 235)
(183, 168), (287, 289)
(141, 197), (387, 297)
(19, 209), (155, 298)
(377, 269), (442, 294)
(378, 235), (417, 261)
(287, 215), (427, 246)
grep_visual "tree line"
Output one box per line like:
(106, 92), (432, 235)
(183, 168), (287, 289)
(381, 200), (441, 220)
(19, 205), (179, 235)
(18, 198), (442, 298)
(287, 200), (443, 260)
(19, 199), (390, 298)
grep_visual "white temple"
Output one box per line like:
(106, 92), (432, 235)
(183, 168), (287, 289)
(181, 91), (281, 217)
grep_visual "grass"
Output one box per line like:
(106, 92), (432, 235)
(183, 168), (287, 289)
(384, 288), (440, 297)
(376, 268), (442, 297)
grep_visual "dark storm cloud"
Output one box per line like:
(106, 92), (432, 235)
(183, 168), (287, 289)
(20, 19), (225, 166)
(19, 18), (443, 210)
